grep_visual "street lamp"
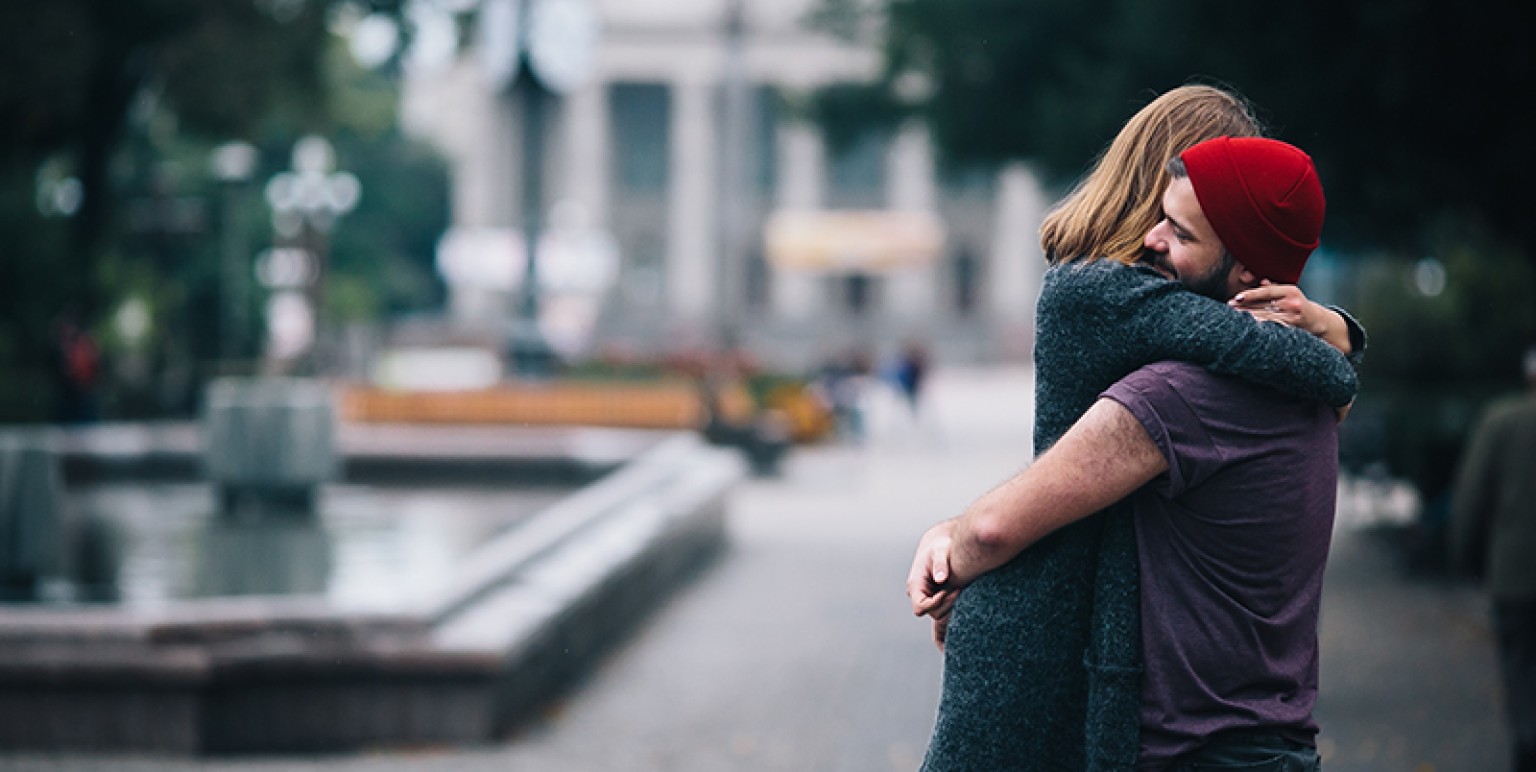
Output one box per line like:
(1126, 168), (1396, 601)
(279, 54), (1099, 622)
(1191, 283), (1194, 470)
(261, 136), (361, 374)
(210, 140), (258, 366)
(480, 0), (598, 376)
(718, 0), (751, 349)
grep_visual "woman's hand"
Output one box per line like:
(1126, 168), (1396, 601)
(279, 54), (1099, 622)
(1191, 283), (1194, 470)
(1229, 280), (1353, 355)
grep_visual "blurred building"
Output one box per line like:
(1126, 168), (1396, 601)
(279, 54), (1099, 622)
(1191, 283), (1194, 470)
(401, 0), (1050, 369)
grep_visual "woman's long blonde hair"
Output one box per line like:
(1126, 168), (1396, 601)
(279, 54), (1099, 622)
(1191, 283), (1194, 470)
(1039, 85), (1262, 266)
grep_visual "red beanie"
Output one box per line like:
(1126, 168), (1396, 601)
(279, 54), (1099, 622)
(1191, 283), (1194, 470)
(1180, 137), (1325, 284)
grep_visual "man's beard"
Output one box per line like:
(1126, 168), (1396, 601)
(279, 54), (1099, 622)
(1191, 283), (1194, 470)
(1137, 248), (1237, 300)
(1181, 250), (1237, 301)
(1137, 249), (1175, 279)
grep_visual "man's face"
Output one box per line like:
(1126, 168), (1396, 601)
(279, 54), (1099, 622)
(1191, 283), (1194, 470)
(1142, 177), (1239, 301)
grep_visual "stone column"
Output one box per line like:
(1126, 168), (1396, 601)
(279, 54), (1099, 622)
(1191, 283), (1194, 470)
(770, 122), (825, 321)
(885, 121), (939, 322)
(667, 76), (717, 333)
(560, 79), (612, 231)
(403, 60), (518, 330)
(989, 163), (1050, 360)
(474, 68), (521, 230)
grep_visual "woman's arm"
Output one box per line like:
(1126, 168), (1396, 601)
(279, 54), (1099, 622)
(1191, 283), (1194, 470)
(1058, 262), (1360, 408)
(1228, 281), (1368, 362)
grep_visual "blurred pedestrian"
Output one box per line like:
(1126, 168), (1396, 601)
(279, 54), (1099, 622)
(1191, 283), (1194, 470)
(1450, 345), (1536, 772)
(881, 339), (938, 444)
(51, 313), (102, 424)
(912, 87), (1364, 772)
(892, 339), (929, 417)
(814, 348), (870, 444)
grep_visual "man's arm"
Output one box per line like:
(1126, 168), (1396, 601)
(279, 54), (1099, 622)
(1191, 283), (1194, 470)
(908, 396), (1170, 629)
(947, 397), (1168, 584)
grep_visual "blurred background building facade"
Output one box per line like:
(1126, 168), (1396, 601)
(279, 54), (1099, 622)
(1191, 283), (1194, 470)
(401, 0), (1047, 370)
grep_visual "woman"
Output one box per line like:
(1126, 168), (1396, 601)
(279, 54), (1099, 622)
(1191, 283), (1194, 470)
(920, 85), (1362, 771)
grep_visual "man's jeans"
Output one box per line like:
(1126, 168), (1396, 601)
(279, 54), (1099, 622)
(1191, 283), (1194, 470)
(1495, 599), (1536, 772)
(1166, 731), (1321, 771)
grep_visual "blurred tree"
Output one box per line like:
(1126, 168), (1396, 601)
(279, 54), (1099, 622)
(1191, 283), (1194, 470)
(0, 0), (451, 421)
(0, 0), (398, 310)
(320, 43), (450, 325)
(813, 0), (1534, 264)
(88, 33), (450, 415)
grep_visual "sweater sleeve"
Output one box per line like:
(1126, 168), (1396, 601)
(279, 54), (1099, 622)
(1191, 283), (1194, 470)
(1056, 262), (1359, 408)
(1325, 304), (1369, 366)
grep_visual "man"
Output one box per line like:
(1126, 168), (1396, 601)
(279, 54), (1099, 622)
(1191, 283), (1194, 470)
(910, 137), (1337, 770)
(1450, 346), (1536, 772)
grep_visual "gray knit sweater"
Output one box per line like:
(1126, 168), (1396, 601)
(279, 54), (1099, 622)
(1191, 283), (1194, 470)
(922, 259), (1359, 772)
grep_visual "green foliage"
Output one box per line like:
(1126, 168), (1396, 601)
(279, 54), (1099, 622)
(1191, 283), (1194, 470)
(1338, 234), (1536, 501)
(0, 169), (73, 421)
(243, 40), (452, 328)
(804, 83), (909, 157)
(1355, 242), (1536, 384)
(0, 0), (444, 422)
(831, 0), (1536, 260)
(325, 129), (451, 322)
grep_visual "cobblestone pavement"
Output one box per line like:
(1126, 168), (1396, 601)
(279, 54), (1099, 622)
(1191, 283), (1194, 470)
(0, 368), (1510, 771)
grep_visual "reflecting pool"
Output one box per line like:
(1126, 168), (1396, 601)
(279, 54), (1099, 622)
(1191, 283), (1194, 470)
(67, 483), (570, 612)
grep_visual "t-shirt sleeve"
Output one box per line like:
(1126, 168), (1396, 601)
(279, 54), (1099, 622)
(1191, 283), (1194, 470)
(1101, 365), (1222, 499)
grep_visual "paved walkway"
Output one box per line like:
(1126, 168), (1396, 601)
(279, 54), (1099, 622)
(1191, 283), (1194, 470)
(0, 367), (1510, 771)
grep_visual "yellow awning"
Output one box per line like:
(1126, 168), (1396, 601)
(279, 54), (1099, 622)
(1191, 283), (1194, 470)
(765, 210), (945, 272)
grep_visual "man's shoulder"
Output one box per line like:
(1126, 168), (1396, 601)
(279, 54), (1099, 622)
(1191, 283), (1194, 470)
(1487, 393), (1536, 420)
(1477, 393), (1536, 436)
(1118, 361), (1324, 418)
(1103, 363), (1205, 425)
(1122, 361), (1226, 392)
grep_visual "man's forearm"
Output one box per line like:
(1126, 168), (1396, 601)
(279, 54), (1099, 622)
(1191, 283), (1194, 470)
(946, 398), (1169, 585)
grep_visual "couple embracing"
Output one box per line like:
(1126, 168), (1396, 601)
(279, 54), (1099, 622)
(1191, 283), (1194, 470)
(908, 85), (1365, 772)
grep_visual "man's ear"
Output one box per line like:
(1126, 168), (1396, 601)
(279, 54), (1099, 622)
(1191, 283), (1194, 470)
(1234, 263), (1261, 289)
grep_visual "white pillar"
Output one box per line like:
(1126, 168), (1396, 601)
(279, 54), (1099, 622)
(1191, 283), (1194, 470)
(989, 163), (1050, 358)
(885, 122), (939, 320)
(400, 59), (516, 328)
(561, 79), (611, 230)
(401, 60), (510, 230)
(668, 77), (716, 329)
(888, 121), (936, 212)
(771, 122), (824, 321)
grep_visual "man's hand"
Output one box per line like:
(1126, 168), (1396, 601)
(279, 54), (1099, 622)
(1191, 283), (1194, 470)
(932, 608), (953, 652)
(908, 520), (966, 651)
(907, 519), (959, 620)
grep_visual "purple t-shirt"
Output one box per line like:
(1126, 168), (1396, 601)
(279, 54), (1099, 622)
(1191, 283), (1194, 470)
(1101, 361), (1338, 769)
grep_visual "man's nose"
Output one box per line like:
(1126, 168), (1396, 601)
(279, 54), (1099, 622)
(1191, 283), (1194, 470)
(1144, 222), (1166, 251)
